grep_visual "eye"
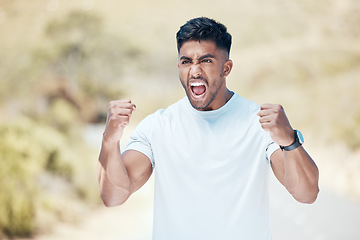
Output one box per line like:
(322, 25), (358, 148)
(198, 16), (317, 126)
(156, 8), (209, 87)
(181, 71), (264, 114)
(181, 60), (191, 65)
(201, 59), (212, 63)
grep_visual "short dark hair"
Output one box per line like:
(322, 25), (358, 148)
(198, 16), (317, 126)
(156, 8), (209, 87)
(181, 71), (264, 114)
(176, 17), (232, 55)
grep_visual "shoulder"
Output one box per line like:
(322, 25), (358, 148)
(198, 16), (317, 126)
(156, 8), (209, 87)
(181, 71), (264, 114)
(152, 97), (188, 119)
(233, 94), (275, 145)
(231, 93), (260, 118)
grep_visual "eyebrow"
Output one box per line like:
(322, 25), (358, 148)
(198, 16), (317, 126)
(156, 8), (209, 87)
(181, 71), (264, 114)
(199, 54), (216, 60)
(179, 54), (216, 61)
(180, 56), (192, 61)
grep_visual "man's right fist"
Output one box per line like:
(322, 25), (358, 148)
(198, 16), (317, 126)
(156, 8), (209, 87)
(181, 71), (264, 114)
(103, 99), (136, 141)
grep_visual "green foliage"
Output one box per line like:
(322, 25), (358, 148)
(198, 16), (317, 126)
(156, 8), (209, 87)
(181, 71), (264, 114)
(0, 119), (53, 236)
(0, 116), (97, 237)
(46, 98), (79, 134)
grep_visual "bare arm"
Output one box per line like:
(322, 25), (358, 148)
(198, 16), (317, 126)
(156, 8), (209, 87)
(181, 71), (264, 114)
(98, 100), (152, 207)
(270, 147), (319, 203)
(258, 104), (319, 204)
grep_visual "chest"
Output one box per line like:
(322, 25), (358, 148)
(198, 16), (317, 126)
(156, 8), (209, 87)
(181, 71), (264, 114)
(151, 113), (267, 177)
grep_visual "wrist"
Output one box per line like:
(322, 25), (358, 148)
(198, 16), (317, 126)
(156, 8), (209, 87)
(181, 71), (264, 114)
(102, 131), (122, 145)
(280, 130), (304, 151)
(282, 130), (296, 147)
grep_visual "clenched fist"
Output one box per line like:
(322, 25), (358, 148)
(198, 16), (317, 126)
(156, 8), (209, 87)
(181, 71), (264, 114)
(103, 99), (136, 142)
(257, 104), (295, 147)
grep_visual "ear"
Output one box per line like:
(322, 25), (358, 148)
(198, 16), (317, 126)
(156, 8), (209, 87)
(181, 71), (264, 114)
(223, 59), (233, 77)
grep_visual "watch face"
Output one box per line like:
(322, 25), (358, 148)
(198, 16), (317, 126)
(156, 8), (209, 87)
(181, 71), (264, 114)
(296, 130), (304, 144)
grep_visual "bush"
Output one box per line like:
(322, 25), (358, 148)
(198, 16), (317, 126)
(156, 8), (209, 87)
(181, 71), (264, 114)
(0, 117), (79, 237)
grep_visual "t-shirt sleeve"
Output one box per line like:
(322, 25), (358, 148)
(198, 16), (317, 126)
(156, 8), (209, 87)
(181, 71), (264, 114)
(264, 130), (280, 162)
(266, 141), (280, 162)
(124, 114), (155, 168)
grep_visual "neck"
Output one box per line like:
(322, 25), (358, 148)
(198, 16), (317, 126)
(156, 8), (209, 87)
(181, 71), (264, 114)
(225, 88), (234, 103)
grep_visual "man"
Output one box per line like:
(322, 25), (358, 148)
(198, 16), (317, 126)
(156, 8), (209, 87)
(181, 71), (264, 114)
(98, 17), (319, 239)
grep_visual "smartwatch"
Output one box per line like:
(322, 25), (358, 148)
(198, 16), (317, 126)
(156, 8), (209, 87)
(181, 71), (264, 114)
(280, 130), (304, 151)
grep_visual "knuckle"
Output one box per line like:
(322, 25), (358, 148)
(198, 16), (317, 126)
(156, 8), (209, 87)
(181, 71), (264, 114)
(108, 101), (117, 112)
(273, 105), (283, 114)
(109, 100), (117, 107)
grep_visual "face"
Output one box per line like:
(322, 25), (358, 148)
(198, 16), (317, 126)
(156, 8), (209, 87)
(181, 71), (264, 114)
(178, 40), (233, 111)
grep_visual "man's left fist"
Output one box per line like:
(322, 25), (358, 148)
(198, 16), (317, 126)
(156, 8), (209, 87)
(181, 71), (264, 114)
(257, 104), (295, 147)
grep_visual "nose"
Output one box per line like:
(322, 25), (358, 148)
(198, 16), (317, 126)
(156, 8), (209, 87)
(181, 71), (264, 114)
(189, 63), (202, 78)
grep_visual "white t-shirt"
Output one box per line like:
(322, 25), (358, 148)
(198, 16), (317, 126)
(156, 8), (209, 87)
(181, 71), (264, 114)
(125, 93), (279, 240)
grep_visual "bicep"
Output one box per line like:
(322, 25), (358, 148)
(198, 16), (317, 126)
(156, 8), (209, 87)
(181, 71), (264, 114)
(122, 150), (153, 194)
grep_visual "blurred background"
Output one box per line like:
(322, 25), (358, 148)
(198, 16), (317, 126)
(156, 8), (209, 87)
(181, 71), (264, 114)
(0, 0), (359, 239)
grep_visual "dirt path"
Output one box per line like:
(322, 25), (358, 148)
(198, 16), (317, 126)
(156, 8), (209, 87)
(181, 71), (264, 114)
(34, 178), (154, 240)
(270, 176), (360, 240)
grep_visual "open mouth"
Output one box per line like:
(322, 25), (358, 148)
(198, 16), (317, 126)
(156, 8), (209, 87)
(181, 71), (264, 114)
(190, 82), (206, 97)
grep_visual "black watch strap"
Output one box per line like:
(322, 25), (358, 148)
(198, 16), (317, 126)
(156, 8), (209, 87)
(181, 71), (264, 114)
(280, 130), (302, 151)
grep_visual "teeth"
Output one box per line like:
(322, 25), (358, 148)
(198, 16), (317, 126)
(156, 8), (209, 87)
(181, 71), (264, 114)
(190, 82), (205, 87)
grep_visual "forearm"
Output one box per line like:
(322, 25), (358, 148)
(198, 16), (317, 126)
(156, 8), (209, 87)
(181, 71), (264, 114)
(98, 137), (131, 207)
(282, 146), (319, 203)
